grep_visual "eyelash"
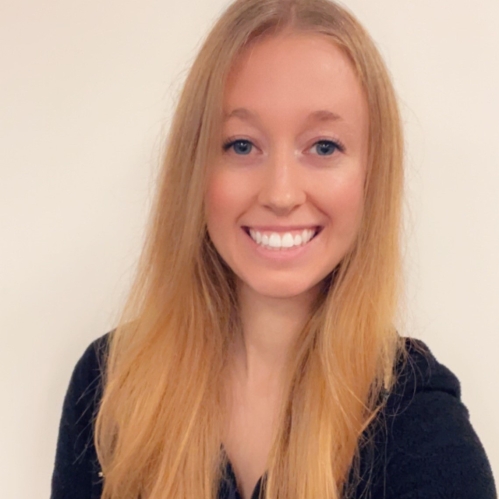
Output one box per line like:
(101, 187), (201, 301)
(222, 137), (346, 156)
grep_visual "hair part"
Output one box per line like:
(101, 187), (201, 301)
(95, 1), (406, 498)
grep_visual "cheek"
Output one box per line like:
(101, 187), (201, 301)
(345, 175), (365, 219)
(205, 176), (227, 227)
(204, 171), (250, 232)
(322, 171), (365, 231)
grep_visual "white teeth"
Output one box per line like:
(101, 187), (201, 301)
(269, 233), (280, 248)
(247, 228), (317, 249)
(281, 233), (294, 248)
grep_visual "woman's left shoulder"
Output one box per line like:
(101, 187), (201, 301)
(388, 336), (462, 408)
(372, 337), (497, 499)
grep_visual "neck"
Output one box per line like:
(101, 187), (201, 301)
(231, 281), (319, 386)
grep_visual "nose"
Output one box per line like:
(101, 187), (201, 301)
(257, 149), (306, 215)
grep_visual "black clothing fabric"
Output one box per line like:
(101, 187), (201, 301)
(51, 332), (497, 499)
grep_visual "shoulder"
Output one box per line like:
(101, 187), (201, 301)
(51, 332), (111, 499)
(59, 330), (111, 426)
(369, 337), (497, 499)
(399, 337), (460, 392)
(63, 331), (111, 416)
(70, 331), (110, 391)
(384, 337), (461, 416)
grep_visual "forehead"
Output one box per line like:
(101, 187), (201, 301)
(222, 33), (367, 130)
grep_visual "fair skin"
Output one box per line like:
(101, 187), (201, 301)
(205, 32), (369, 499)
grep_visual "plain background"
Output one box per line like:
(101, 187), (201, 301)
(1, 0), (498, 497)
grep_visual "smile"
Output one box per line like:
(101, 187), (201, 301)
(243, 227), (322, 250)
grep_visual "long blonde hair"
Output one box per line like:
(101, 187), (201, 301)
(95, 0), (406, 498)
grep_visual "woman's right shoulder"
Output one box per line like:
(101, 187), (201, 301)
(51, 331), (112, 499)
(78, 331), (111, 371)
(71, 331), (111, 392)
(62, 330), (112, 420)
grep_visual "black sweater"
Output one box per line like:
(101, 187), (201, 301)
(51, 333), (497, 499)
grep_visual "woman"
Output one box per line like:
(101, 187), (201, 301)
(50, 0), (497, 498)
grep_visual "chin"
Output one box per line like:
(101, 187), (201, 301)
(241, 275), (323, 300)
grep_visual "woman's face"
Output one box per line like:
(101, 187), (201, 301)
(205, 33), (369, 300)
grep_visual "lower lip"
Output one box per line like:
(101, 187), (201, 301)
(241, 228), (319, 262)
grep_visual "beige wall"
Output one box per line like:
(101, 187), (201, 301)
(1, 0), (497, 496)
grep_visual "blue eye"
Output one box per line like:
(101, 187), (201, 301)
(223, 139), (253, 155)
(314, 140), (342, 156)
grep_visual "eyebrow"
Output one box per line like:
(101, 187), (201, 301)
(307, 109), (343, 123)
(223, 108), (343, 124)
(222, 108), (259, 124)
